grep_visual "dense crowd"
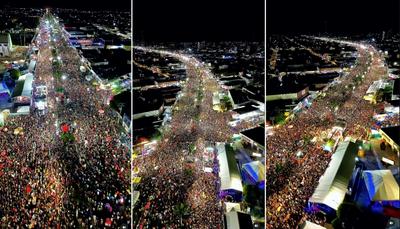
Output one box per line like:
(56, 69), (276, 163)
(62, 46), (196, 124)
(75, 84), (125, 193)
(266, 43), (388, 228)
(132, 54), (234, 228)
(380, 113), (400, 127)
(0, 13), (130, 227)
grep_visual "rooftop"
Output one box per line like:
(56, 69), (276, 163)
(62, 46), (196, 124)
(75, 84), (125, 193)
(381, 126), (400, 147)
(240, 126), (265, 148)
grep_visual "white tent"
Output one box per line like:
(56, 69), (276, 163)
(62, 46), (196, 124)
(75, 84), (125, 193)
(21, 73), (34, 97)
(213, 94), (220, 105)
(309, 141), (358, 211)
(363, 170), (400, 201)
(301, 221), (326, 229)
(16, 106), (30, 115)
(216, 142), (243, 192)
(225, 202), (241, 212)
(225, 211), (252, 229)
(28, 60), (36, 72)
(132, 191), (140, 206)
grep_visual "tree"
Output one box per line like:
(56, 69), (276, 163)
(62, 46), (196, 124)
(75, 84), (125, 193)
(251, 206), (264, 219)
(221, 95), (232, 111)
(173, 203), (190, 227)
(189, 143), (196, 154)
(243, 185), (258, 206)
(10, 69), (21, 80)
(55, 87), (64, 93)
(274, 112), (286, 125)
(275, 163), (283, 173)
(331, 218), (341, 229)
(382, 85), (393, 94)
(61, 132), (75, 143)
(53, 70), (62, 79)
(332, 202), (361, 229)
(184, 167), (194, 177)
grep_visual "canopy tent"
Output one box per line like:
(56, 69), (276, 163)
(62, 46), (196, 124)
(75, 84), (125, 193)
(0, 81), (10, 95)
(0, 112), (4, 126)
(300, 221), (326, 229)
(20, 73), (33, 98)
(216, 142), (243, 192)
(242, 161), (265, 183)
(225, 202), (241, 212)
(212, 92), (220, 105)
(16, 106), (30, 115)
(28, 60), (36, 72)
(309, 141), (358, 211)
(132, 191), (140, 206)
(363, 170), (400, 201)
(224, 211), (253, 229)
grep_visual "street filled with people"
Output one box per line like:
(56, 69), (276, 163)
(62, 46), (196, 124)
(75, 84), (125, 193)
(132, 48), (239, 228)
(266, 40), (389, 228)
(0, 12), (130, 227)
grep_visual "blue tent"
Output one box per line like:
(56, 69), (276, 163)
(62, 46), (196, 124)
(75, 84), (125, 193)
(363, 170), (400, 201)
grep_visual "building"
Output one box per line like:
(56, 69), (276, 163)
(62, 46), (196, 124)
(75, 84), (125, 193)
(240, 126), (265, 151)
(266, 77), (309, 102)
(364, 80), (390, 103)
(132, 94), (164, 120)
(228, 89), (250, 109)
(391, 78), (399, 102)
(0, 33), (13, 57)
(379, 126), (400, 156)
(232, 103), (263, 121)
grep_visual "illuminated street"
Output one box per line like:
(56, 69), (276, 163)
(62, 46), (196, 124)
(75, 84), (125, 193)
(132, 47), (235, 228)
(266, 36), (397, 228)
(0, 11), (130, 227)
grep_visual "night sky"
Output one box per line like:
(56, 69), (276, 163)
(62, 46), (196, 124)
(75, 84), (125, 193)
(0, 0), (130, 10)
(267, 0), (400, 34)
(133, 0), (265, 42)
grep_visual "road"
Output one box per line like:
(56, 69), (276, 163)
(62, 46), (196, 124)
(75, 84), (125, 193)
(266, 38), (388, 228)
(132, 47), (240, 228)
(0, 12), (130, 227)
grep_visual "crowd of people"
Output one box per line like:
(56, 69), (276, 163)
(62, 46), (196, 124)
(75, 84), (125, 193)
(0, 12), (130, 227)
(380, 113), (400, 127)
(266, 43), (389, 228)
(132, 54), (235, 228)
